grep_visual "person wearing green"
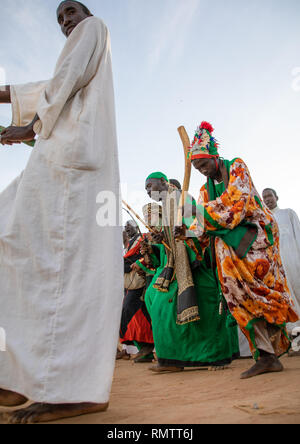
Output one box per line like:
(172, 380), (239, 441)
(143, 172), (239, 372)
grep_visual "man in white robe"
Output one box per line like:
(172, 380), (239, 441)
(263, 188), (300, 333)
(0, 1), (123, 423)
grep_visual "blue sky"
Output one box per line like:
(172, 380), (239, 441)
(0, 0), (300, 221)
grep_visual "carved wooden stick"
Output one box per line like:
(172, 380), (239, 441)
(177, 126), (192, 226)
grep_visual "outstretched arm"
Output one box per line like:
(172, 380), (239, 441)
(0, 86), (11, 104)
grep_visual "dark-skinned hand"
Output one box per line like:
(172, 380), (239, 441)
(174, 225), (187, 241)
(140, 240), (152, 256)
(0, 125), (35, 146)
(150, 231), (164, 244)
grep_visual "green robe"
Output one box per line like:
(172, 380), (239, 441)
(145, 241), (239, 367)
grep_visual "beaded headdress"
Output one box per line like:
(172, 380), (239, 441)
(189, 122), (219, 161)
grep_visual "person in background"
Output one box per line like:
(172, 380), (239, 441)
(263, 188), (300, 334)
(169, 179), (182, 190)
(119, 221), (154, 361)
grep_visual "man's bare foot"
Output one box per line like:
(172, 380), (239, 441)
(132, 345), (154, 361)
(0, 389), (28, 407)
(149, 364), (184, 373)
(152, 352), (158, 363)
(208, 365), (229, 371)
(134, 356), (153, 363)
(240, 355), (283, 379)
(2, 402), (109, 424)
(116, 350), (130, 360)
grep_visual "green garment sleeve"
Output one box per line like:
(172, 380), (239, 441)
(136, 260), (156, 275)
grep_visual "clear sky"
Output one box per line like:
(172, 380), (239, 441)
(0, 0), (300, 225)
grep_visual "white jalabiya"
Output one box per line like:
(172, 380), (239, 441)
(0, 17), (123, 404)
(238, 328), (251, 357)
(272, 207), (300, 332)
(273, 207), (300, 314)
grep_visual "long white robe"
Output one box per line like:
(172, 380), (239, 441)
(273, 207), (300, 313)
(0, 17), (123, 404)
(273, 207), (300, 332)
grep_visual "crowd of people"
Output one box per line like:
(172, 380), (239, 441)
(119, 121), (300, 380)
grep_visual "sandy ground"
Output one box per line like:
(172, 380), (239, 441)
(1, 355), (300, 424)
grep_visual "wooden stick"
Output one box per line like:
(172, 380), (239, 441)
(122, 199), (171, 252)
(177, 126), (192, 226)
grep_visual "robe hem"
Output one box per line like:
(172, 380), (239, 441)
(157, 356), (235, 368)
(245, 317), (291, 361)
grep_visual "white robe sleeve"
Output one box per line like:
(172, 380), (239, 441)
(35, 17), (106, 140)
(10, 81), (48, 127)
(290, 210), (300, 246)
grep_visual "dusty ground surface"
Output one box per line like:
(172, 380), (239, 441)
(1, 356), (300, 424)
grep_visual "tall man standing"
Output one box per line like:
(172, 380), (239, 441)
(263, 188), (300, 329)
(176, 122), (298, 379)
(0, 1), (123, 423)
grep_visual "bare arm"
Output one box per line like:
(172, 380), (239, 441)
(0, 86), (11, 104)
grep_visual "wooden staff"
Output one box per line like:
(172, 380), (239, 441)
(122, 199), (171, 252)
(177, 126), (192, 226)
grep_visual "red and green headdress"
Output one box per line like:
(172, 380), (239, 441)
(188, 122), (219, 161)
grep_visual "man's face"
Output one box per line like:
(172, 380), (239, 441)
(262, 189), (278, 211)
(125, 222), (137, 238)
(57, 1), (90, 38)
(145, 178), (168, 202)
(192, 158), (217, 179)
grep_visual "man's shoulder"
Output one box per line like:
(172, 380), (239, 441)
(79, 16), (107, 33)
(230, 157), (245, 166)
(91, 17), (107, 28)
(286, 208), (300, 219)
(277, 208), (299, 219)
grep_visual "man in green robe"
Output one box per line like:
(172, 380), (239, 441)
(143, 172), (239, 372)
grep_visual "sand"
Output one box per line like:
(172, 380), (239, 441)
(1, 356), (299, 424)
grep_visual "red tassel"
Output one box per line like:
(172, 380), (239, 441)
(200, 121), (214, 133)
